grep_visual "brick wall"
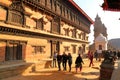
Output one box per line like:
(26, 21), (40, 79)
(0, 42), (5, 62)
(0, 7), (7, 21)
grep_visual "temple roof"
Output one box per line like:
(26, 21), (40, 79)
(102, 0), (120, 11)
(95, 33), (107, 42)
(68, 0), (94, 24)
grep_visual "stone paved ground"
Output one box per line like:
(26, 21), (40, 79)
(2, 59), (102, 80)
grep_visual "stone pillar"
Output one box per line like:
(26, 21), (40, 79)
(99, 61), (114, 80)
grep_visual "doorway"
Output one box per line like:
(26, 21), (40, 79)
(50, 41), (60, 57)
(5, 43), (22, 61)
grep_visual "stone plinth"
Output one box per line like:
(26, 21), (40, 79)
(99, 62), (114, 80)
(0, 62), (32, 79)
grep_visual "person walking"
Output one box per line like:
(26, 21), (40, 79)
(97, 49), (102, 61)
(57, 52), (62, 71)
(67, 53), (72, 72)
(94, 50), (98, 61)
(89, 51), (94, 67)
(75, 54), (84, 73)
(53, 51), (57, 68)
(87, 50), (91, 60)
(62, 52), (68, 71)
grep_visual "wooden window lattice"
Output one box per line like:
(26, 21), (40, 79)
(36, 18), (44, 30)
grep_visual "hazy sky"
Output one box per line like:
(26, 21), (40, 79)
(73, 0), (120, 43)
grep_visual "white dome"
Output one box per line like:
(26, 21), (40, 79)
(95, 33), (107, 42)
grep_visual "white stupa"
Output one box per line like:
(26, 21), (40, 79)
(94, 33), (108, 50)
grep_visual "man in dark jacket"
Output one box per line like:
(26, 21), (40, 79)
(68, 53), (72, 72)
(62, 52), (68, 71)
(75, 54), (84, 73)
(57, 52), (62, 71)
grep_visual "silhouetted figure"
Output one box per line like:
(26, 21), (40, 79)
(89, 51), (94, 67)
(75, 54), (84, 73)
(57, 52), (62, 71)
(62, 52), (68, 71)
(94, 50), (98, 61)
(117, 51), (120, 59)
(53, 51), (57, 68)
(68, 53), (72, 72)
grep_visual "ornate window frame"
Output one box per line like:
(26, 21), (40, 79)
(51, 17), (60, 34)
(36, 18), (44, 30)
(71, 44), (77, 54)
(64, 46), (70, 52)
(7, 0), (25, 26)
(32, 46), (45, 54)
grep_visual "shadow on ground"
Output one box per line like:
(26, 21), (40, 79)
(2, 69), (99, 80)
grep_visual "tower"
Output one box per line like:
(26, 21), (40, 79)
(94, 14), (107, 39)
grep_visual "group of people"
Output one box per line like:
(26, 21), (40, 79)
(93, 50), (120, 62)
(53, 52), (72, 72)
(52, 49), (120, 73)
(52, 51), (84, 73)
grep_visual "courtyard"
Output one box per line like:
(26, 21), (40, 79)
(2, 59), (101, 80)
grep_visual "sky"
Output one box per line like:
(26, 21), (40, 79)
(73, 0), (120, 44)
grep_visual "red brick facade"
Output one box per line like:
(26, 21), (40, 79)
(0, 43), (5, 62)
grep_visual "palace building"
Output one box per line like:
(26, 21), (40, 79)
(0, 0), (93, 78)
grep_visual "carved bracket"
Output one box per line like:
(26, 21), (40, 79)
(9, 0), (25, 13)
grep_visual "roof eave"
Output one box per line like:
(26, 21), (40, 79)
(68, 0), (94, 24)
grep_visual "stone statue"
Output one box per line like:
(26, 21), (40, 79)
(103, 51), (114, 64)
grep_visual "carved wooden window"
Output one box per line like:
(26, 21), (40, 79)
(52, 0), (55, 11)
(32, 46), (45, 54)
(5, 41), (23, 61)
(8, 11), (23, 26)
(36, 18), (44, 30)
(67, 10), (70, 20)
(62, 7), (65, 16)
(64, 46), (70, 52)
(7, 1), (24, 26)
(78, 46), (82, 54)
(72, 29), (77, 38)
(64, 28), (69, 36)
(72, 45), (77, 54)
(73, 14), (75, 22)
(41, 0), (46, 6)
(65, 8), (67, 18)
(86, 36), (88, 41)
(46, 0), (52, 9)
(83, 33), (86, 40)
(70, 12), (73, 21)
(82, 44), (86, 53)
(51, 17), (60, 34)
(54, 1), (57, 11)
(78, 33), (82, 39)
(76, 16), (79, 24)
(56, 2), (61, 15)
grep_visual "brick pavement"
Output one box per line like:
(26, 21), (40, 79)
(2, 59), (102, 80)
